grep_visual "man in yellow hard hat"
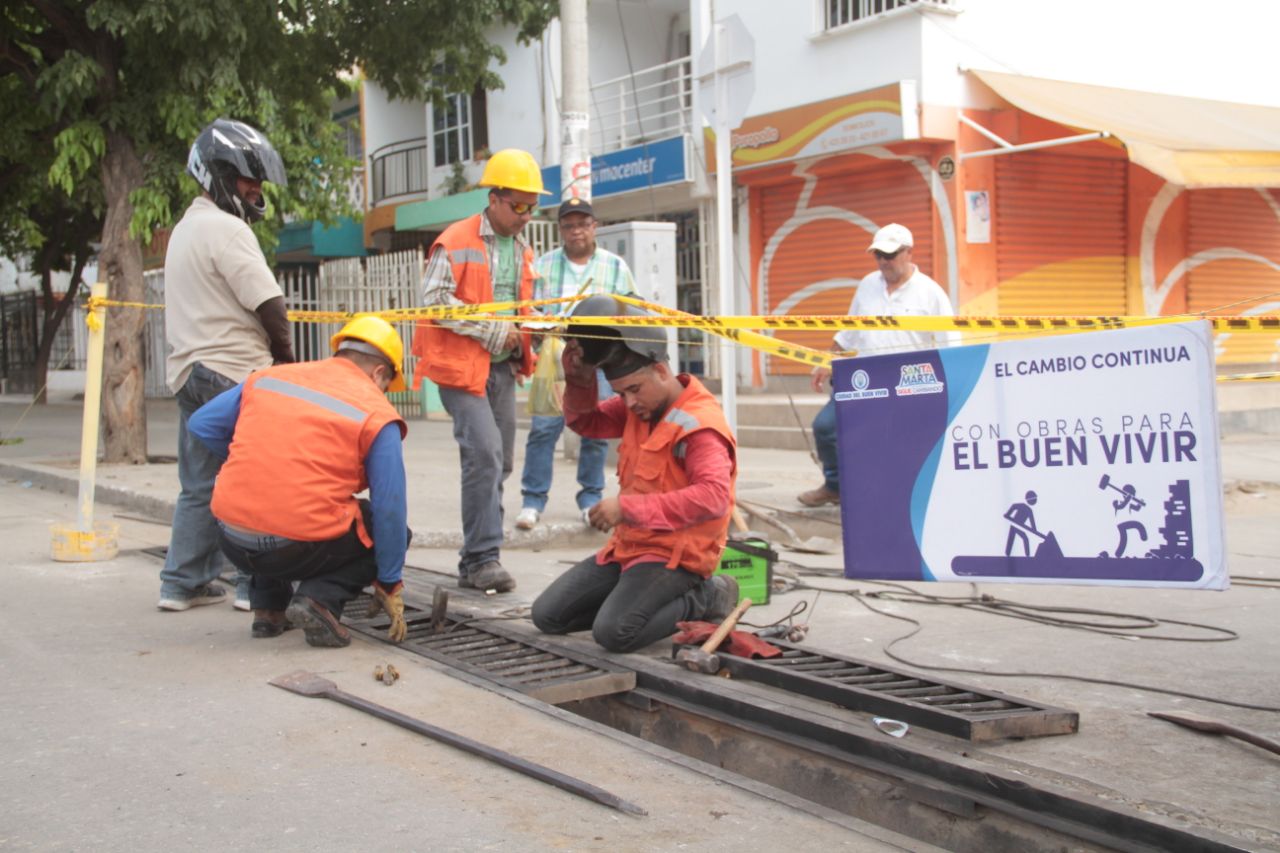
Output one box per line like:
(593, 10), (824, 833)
(187, 315), (411, 648)
(414, 148), (549, 594)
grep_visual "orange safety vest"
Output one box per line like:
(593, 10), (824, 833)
(599, 376), (738, 577)
(211, 358), (407, 546)
(413, 213), (535, 396)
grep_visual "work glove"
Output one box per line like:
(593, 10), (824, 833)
(367, 581), (407, 643)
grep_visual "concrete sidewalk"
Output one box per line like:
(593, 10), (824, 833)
(3, 391), (1280, 552)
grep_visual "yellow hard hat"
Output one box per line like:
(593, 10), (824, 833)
(478, 148), (551, 195)
(330, 315), (407, 392)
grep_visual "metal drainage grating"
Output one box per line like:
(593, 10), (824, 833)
(342, 595), (635, 705)
(709, 641), (1078, 742)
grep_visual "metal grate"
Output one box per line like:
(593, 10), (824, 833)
(342, 596), (635, 705)
(708, 640), (1078, 742)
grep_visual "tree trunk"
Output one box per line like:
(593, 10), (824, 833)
(34, 265), (85, 406)
(98, 130), (148, 464)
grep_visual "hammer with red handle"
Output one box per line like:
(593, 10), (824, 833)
(675, 597), (753, 673)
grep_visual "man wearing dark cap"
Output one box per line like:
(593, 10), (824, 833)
(515, 198), (637, 531)
(530, 296), (740, 653)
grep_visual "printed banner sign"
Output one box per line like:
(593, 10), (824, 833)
(541, 135), (689, 203)
(704, 83), (911, 172)
(834, 321), (1227, 589)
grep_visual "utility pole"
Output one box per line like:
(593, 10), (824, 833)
(560, 0), (590, 203)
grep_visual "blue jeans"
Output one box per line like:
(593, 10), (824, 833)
(216, 501), (407, 618)
(812, 396), (840, 493)
(520, 416), (607, 513)
(521, 368), (611, 512)
(159, 363), (251, 600)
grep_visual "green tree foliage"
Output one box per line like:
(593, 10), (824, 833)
(1, 0), (557, 461)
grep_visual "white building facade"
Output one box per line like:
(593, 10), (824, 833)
(358, 0), (1280, 386)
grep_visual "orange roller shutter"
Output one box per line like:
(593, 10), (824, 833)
(757, 163), (934, 374)
(996, 152), (1127, 316)
(1187, 188), (1280, 365)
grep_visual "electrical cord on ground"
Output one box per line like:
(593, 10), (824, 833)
(738, 599), (809, 630)
(836, 585), (1280, 714)
(772, 561), (1280, 712)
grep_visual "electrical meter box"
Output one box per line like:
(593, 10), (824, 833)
(594, 221), (678, 366)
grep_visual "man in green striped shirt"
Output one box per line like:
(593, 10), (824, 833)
(516, 199), (636, 530)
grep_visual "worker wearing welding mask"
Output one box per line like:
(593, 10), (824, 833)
(530, 295), (741, 653)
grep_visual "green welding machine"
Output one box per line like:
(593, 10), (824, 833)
(714, 537), (778, 605)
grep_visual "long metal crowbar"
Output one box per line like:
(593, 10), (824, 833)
(270, 670), (646, 816)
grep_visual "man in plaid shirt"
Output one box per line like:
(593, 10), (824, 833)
(516, 198), (636, 530)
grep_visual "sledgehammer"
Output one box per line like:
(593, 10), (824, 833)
(676, 597), (753, 673)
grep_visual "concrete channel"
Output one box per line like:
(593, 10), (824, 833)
(336, 582), (1256, 853)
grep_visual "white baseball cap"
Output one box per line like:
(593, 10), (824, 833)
(867, 223), (914, 254)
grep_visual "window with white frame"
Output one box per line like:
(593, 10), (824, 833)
(825, 0), (955, 30)
(433, 91), (470, 167)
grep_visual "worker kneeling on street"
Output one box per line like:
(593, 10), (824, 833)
(531, 296), (740, 653)
(189, 316), (412, 648)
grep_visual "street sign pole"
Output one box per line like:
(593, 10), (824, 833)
(713, 19), (737, 433)
(700, 13), (753, 434)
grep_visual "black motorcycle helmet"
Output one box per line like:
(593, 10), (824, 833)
(186, 118), (287, 223)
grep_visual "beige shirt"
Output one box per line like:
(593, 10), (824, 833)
(164, 196), (284, 391)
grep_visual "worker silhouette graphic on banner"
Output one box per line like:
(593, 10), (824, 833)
(1002, 491), (1040, 556)
(1101, 476), (1149, 557)
(951, 478), (1200, 581)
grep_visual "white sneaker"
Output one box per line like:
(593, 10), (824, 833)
(581, 508), (594, 526)
(515, 507), (539, 530)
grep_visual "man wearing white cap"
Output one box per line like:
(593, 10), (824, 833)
(798, 223), (957, 507)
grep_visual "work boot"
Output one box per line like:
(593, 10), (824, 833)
(463, 561), (517, 593)
(251, 609), (291, 639)
(703, 575), (740, 623)
(797, 485), (840, 507)
(285, 597), (351, 648)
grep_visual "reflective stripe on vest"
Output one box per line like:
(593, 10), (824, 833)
(449, 247), (487, 265)
(255, 376), (369, 423)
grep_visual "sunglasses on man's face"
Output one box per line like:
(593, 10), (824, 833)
(873, 249), (904, 261)
(498, 196), (537, 216)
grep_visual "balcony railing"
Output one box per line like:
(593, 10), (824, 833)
(369, 138), (429, 205)
(590, 56), (692, 154)
(824, 0), (957, 30)
(348, 166), (366, 211)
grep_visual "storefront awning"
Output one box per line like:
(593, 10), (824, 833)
(970, 69), (1280, 188)
(395, 188), (489, 232)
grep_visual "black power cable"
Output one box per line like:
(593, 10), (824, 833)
(774, 563), (1280, 713)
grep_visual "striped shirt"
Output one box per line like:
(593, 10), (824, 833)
(532, 246), (636, 314)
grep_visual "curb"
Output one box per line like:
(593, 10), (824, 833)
(0, 460), (605, 552)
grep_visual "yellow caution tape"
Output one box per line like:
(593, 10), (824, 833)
(85, 294), (1280, 334)
(87, 297), (165, 312)
(81, 294), (1280, 376)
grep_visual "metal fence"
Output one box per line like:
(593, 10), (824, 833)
(278, 249), (426, 418)
(47, 294), (88, 373)
(0, 291), (39, 394)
